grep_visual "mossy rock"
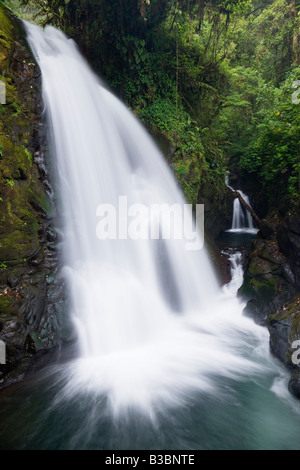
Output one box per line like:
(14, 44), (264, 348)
(174, 156), (203, 205)
(0, 12), (43, 269)
(239, 269), (280, 301)
(0, 6), (14, 72)
(268, 296), (300, 391)
(0, 290), (22, 319)
(248, 256), (282, 277)
(239, 233), (297, 325)
(241, 268), (295, 324)
(288, 369), (300, 399)
(0, 5), (69, 389)
(250, 274), (279, 300)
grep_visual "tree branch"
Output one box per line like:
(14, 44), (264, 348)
(233, 191), (260, 224)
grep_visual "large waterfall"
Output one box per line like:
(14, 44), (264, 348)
(7, 22), (298, 449)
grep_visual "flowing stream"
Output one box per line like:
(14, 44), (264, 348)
(0, 23), (300, 450)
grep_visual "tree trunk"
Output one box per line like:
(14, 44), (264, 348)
(233, 191), (260, 224)
(289, 0), (300, 64)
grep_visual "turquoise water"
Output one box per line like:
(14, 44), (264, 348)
(0, 361), (300, 450)
(1, 232), (300, 450)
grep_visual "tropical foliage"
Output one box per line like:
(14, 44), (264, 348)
(3, 0), (300, 208)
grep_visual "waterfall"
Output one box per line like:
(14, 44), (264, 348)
(1, 21), (299, 452)
(232, 190), (254, 231)
(24, 22), (269, 419)
(225, 175), (257, 233)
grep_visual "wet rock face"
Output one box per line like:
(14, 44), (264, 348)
(0, 7), (75, 389)
(239, 207), (300, 399)
(288, 369), (300, 399)
(277, 210), (300, 290)
(267, 296), (300, 398)
(238, 237), (296, 325)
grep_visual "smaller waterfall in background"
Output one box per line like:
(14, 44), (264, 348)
(231, 190), (254, 231)
(225, 174), (258, 234)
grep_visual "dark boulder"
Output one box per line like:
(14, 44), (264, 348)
(267, 295), (300, 399)
(238, 238), (296, 325)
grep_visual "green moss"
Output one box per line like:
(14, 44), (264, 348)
(0, 7), (13, 37)
(27, 182), (53, 215)
(0, 229), (39, 263)
(250, 276), (278, 300)
(238, 273), (254, 300)
(0, 294), (12, 314)
(174, 157), (202, 204)
(0, 7), (13, 47)
(0, 288), (21, 318)
(0, 7), (16, 76)
(248, 257), (282, 277)
(24, 147), (32, 166)
(6, 178), (14, 189)
(271, 296), (300, 336)
(240, 272), (280, 306)
(0, 4), (43, 268)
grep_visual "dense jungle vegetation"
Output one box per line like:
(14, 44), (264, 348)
(2, 0), (300, 211)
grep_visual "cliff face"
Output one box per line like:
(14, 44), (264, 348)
(239, 208), (300, 399)
(0, 5), (73, 388)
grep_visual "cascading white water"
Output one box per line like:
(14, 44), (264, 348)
(25, 22), (273, 418)
(232, 190), (254, 231)
(225, 175), (257, 233)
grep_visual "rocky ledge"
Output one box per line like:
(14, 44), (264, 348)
(239, 208), (300, 398)
(0, 5), (75, 389)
